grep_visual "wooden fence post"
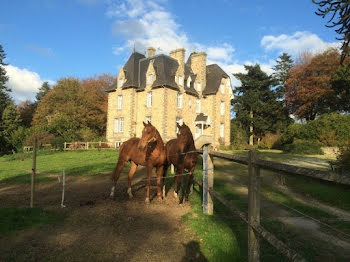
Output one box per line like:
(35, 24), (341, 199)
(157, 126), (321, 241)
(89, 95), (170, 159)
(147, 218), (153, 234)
(203, 145), (214, 215)
(64, 142), (67, 150)
(248, 149), (260, 262)
(30, 138), (37, 208)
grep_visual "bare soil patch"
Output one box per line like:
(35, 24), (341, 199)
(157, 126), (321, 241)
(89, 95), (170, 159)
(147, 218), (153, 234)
(0, 170), (203, 262)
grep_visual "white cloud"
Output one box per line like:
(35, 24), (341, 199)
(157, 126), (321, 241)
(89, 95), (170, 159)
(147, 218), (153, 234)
(106, 1), (277, 90)
(4, 65), (53, 103)
(107, 0), (234, 64)
(261, 31), (340, 55)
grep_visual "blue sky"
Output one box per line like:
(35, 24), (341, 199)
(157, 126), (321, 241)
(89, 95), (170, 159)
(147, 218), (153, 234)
(1, 0), (340, 103)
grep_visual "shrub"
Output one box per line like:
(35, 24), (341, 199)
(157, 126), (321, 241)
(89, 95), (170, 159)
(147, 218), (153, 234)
(230, 121), (248, 149)
(283, 140), (324, 155)
(280, 113), (350, 147)
(260, 132), (281, 149)
(336, 146), (350, 174)
(51, 137), (65, 151)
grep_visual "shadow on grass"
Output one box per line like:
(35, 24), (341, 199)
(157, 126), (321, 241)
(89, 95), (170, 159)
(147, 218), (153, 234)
(0, 207), (65, 235)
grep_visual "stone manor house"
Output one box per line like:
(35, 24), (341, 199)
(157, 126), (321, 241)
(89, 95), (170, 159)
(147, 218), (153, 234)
(106, 47), (234, 148)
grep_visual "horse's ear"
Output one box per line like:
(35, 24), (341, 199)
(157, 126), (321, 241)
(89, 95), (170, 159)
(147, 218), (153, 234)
(143, 121), (147, 127)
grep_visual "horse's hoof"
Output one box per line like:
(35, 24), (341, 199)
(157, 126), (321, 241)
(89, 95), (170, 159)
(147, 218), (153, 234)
(145, 198), (150, 204)
(127, 188), (133, 199)
(173, 191), (178, 199)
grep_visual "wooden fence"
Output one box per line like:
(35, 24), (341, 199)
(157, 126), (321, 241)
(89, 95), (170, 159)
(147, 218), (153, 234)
(196, 147), (350, 262)
(63, 141), (116, 150)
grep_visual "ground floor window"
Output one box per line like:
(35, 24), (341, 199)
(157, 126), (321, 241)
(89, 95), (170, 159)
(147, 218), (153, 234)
(115, 141), (121, 148)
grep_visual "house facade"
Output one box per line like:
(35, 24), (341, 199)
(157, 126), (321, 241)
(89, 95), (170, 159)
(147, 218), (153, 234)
(106, 47), (233, 148)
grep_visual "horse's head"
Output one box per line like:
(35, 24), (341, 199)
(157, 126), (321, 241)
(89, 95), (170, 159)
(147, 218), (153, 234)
(176, 122), (193, 153)
(138, 121), (157, 151)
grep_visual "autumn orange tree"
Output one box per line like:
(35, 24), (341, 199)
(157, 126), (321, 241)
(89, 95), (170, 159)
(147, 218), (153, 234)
(285, 48), (345, 121)
(32, 74), (116, 141)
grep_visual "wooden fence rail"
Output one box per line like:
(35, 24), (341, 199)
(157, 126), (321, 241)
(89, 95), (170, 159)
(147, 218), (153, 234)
(209, 151), (350, 186)
(197, 148), (314, 262)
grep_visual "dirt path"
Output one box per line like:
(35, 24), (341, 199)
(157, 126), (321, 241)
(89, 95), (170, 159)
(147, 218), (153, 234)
(213, 157), (350, 261)
(0, 170), (202, 262)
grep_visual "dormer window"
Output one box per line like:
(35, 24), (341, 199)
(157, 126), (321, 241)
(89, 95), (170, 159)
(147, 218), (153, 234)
(220, 83), (225, 94)
(147, 74), (153, 84)
(187, 76), (192, 88)
(196, 82), (201, 92)
(118, 78), (124, 88)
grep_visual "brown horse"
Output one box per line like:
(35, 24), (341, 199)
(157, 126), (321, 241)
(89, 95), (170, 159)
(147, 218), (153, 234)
(110, 122), (166, 203)
(163, 122), (198, 203)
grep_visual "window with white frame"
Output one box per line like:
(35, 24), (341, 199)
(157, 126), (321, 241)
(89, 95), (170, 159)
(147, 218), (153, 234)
(145, 116), (152, 124)
(196, 99), (201, 113)
(178, 75), (183, 86)
(176, 117), (183, 133)
(196, 82), (201, 92)
(220, 83), (225, 94)
(220, 101), (225, 116)
(115, 141), (121, 148)
(117, 95), (123, 110)
(187, 76), (191, 88)
(114, 119), (119, 133)
(220, 123), (224, 138)
(119, 117), (124, 133)
(177, 93), (183, 109)
(118, 78), (124, 88)
(147, 74), (153, 84)
(146, 91), (152, 107)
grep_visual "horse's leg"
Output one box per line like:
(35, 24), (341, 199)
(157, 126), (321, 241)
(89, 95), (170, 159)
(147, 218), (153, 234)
(155, 165), (164, 200)
(185, 166), (195, 202)
(173, 167), (179, 199)
(162, 163), (168, 198)
(145, 164), (152, 204)
(110, 158), (127, 198)
(176, 164), (185, 204)
(127, 161), (137, 199)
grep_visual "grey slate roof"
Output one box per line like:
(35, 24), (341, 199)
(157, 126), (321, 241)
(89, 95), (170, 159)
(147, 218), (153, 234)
(195, 113), (208, 122)
(106, 51), (229, 98)
(203, 64), (229, 96)
(122, 52), (146, 89)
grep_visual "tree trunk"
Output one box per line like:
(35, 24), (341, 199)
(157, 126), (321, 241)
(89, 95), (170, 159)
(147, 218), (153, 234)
(249, 109), (254, 146)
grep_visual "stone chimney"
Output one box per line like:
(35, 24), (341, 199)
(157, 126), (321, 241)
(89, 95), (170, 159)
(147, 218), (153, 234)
(147, 47), (156, 57)
(170, 48), (185, 80)
(190, 52), (207, 90)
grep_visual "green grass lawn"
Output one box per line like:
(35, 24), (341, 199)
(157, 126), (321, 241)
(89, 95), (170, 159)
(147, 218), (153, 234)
(0, 150), (121, 184)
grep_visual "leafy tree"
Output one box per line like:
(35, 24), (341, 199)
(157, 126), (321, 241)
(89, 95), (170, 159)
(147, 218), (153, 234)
(0, 44), (12, 120)
(233, 64), (291, 145)
(286, 48), (341, 121)
(331, 63), (350, 112)
(1, 103), (21, 151)
(35, 81), (51, 102)
(17, 100), (36, 127)
(32, 74), (116, 141)
(0, 44), (9, 92)
(313, 0), (350, 64)
(272, 53), (294, 99)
